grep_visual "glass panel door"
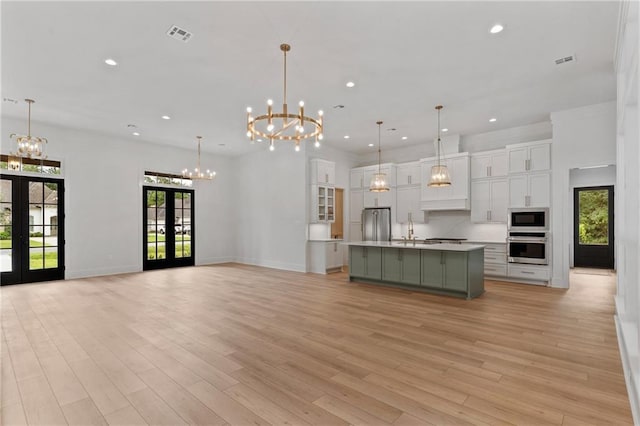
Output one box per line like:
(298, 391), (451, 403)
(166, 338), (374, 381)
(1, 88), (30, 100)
(574, 186), (614, 269)
(0, 178), (14, 275)
(143, 186), (194, 270)
(1, 175), (65, 285)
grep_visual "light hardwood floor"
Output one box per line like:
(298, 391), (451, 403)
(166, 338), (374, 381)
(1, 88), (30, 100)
(1, 264), (632, 425)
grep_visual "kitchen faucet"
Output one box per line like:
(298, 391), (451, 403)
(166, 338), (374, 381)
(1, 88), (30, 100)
(407, 219), (414, 239)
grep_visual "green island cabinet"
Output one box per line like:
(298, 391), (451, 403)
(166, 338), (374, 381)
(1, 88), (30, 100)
(349, 245), (484, 299)
(349, 246), (382, 280)
(382, 248), (421, 285)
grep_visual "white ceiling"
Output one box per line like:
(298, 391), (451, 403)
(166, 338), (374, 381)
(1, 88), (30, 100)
(1, 1), (618, 157)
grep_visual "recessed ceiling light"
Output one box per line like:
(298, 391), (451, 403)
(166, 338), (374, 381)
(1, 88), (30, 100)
(161, 115), (171, 120)
(104, 58), (118, 66)
(344, 135), (350, 139)
(368, 143), (374, 147)
(346, 81), (355, 88)
(489, 118), (497, 122)
(401, 136), (408, 140)
(132, 132), (140, 136)
(442, 128), (449, 132)
(489, 24), (504, 34)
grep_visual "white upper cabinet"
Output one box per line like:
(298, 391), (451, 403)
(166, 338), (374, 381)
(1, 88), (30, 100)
(350, 168), (365, 189)
(471, 179), (508, 223)
(420, 153), (470, 210)
(396, 186), (425, 224)
(507, 140), (551, 174)
(471, 150), (507, 179)
(396, 162), (421, 187)
(310, 159), (335, 186)
(508, 172), (550, 208)
(364, 188), (394, 208)
(349, 190), (364, 222)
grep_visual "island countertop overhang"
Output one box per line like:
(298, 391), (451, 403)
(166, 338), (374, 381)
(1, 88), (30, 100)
(343, 241), (485, 252)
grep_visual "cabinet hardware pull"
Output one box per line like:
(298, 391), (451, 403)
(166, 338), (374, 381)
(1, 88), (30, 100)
(487, 166), (490, 177)
(489, 165), (492, 177)
(487, 210), (490, 221)
(408, 175), (412, 184)
(521, 271), (535, 275)
(325, 173), (328, 183)
(489, 210), (492, 221)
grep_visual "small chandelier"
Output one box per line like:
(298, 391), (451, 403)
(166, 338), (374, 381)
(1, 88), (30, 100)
(370, 121), (390, 192)
(427, 105), (451, 187)
(182, 136), (216, 180)
(10, 99), (47, 160)
(246, 43), (324, 152)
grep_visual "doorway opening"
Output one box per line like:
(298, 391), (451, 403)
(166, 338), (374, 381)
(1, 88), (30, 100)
(1, 175), (65, 285)
(331, 188), (344, 239)
(143, 186), (195, 270)
(573, 186), (614, 269)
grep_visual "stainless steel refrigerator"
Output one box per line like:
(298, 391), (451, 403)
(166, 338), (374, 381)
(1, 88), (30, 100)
(362, 208), (391, 241)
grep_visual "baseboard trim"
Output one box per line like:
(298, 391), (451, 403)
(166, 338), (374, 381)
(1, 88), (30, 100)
(197, 256), (236, 265)
(614, 311), (639, 425)
(66, 265), (140, 279)
(233, 257), (306, 273)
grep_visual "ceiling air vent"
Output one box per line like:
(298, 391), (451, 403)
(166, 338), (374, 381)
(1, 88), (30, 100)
(166, 25), (193, 42)
(555, 55), (576, 65)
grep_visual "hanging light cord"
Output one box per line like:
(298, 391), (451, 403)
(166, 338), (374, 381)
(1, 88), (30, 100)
(377, 121), (383, 173)
(197, 136), (202, 171)
(436, 105), (442, 167)
(283, 46), (287, 105)
(27, 100), (32, 137)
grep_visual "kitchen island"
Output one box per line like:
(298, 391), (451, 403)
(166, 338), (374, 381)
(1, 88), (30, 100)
(345, 241), (485, 299)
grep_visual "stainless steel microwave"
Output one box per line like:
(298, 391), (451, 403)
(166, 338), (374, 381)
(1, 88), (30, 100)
(508, 208), (549, 231)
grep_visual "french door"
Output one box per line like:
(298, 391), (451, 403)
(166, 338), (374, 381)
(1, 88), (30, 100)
(1, 175), (65, 285)
(574, 186), (614, 269)
(143, 186), (194, 270)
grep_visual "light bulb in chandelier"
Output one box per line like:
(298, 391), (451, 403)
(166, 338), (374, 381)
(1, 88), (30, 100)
(245, 43), (323, 152)
(182, 136), (216, 181)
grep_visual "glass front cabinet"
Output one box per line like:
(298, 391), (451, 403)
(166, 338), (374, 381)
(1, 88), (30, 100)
(311, 185), (335, 223)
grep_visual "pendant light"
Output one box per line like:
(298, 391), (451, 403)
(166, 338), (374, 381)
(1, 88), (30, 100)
(427, 105), (451, 187)
(370, 121), (389, 192)
(10, 99), (47, 160)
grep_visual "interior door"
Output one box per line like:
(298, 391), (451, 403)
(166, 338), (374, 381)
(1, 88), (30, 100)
(143, 186), (194, 270)
(1, 175), (65, 285)
(574, 186), (614, 269)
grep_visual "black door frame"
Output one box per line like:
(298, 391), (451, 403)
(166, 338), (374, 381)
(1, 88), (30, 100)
(1, 174), (65, 285)
(143, 186), (195, 270)
(573, 185), (614, 269)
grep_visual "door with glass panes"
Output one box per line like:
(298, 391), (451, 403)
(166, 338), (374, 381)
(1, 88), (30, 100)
(1, 175), (65, 285)
(143, 187), (194, 270)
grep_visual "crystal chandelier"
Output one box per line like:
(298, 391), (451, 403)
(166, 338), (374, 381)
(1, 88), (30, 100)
(10, 99), (47, 159)
(427, 105), (451, 187)
(246, 43), (324, 152)
(182, 136), (216, 180)
(370, 121), (390, 192)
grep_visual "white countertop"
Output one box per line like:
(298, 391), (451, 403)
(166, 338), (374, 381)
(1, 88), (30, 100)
(344, 241), (485, 252)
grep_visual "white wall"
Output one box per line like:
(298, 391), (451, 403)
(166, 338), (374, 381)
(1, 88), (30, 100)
(2, 116), (236, 278)
(614, 1), (639, 420)
(233, 143), (307, 272)
(550, 102), (617, 288)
